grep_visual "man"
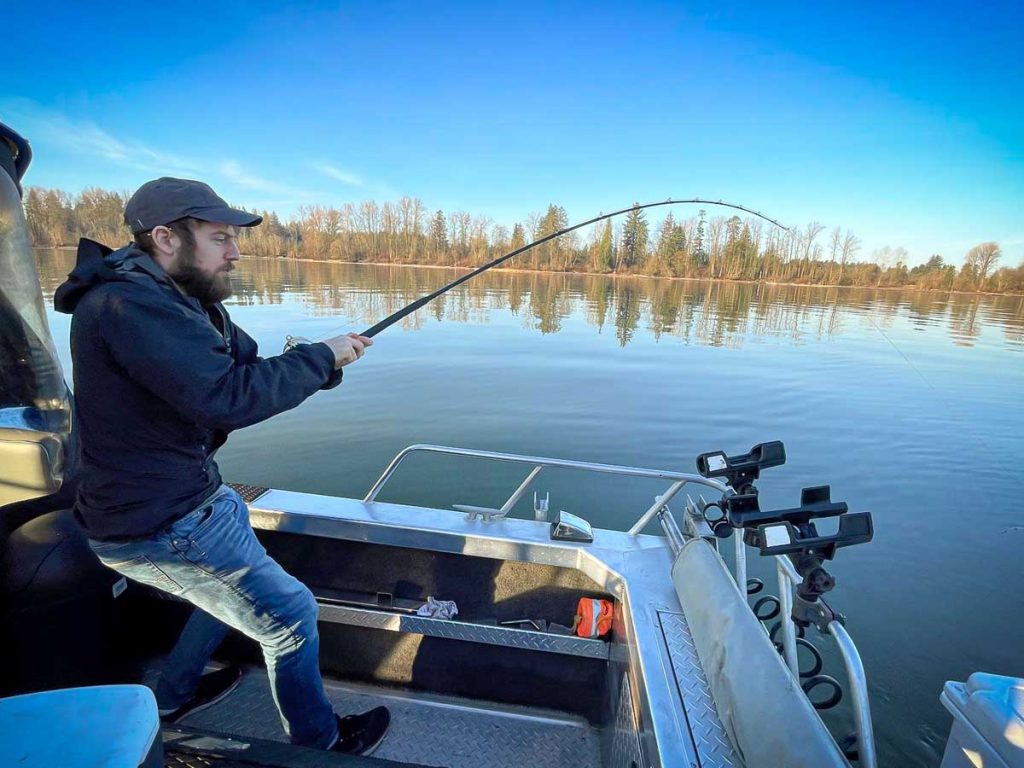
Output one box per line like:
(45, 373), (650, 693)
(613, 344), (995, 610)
(53, 177), (390, 754)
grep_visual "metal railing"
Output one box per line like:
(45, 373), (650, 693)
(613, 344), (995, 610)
(365, 444), (730, 531)
(739, 542), (877, 768)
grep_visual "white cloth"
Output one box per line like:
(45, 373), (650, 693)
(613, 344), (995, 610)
(416, 596), (458, 619)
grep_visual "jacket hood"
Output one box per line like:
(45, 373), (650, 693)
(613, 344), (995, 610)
(54, 239), (175, 314)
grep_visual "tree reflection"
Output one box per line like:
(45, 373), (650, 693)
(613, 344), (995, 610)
(33, 250), (1023, 351)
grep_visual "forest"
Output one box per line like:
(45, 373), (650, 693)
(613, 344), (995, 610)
(24, 187), (1023, 293)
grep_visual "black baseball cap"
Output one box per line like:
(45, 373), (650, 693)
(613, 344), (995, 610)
(124, 177), (263, 234)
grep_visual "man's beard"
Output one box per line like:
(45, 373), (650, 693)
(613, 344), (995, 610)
(169, 243), (233, 305)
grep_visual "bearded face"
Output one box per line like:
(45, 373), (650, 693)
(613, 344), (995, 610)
(165, 221), (240, 305)
(169, 239), (234, 305)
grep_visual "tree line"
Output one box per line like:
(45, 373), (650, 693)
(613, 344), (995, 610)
(24, 186), (1023, 293)
(32, 249), (1023, 350)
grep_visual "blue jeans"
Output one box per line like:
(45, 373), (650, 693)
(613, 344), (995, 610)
(88, 485), (338, 748)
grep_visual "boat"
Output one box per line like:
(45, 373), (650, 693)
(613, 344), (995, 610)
(1, 120), (1020, 768)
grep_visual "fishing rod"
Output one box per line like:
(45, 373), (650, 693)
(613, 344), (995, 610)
(358, 198), (788, 338)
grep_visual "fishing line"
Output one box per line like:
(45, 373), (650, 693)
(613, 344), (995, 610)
(863, 306), (1003, 460)
(864, 313), (936, 392)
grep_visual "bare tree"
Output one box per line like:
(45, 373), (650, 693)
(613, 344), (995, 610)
(449, 211), (471, 265)
(873, 246), (893, 287)
(965, 242), (1001, 283)
(470, 215), (491, 266)
(839, 230), (861, 283)
(828, 227), (841, 262)
(707, 217), (725, 278)
(799, 222), (825, 281)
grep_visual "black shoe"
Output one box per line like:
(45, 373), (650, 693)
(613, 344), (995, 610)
(331, 707), (390, 755)
(159, 665), (243, 723)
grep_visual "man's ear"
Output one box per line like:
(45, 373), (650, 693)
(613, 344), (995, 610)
(149, 225), (177, 257)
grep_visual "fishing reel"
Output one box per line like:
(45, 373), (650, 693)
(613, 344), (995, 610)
(283, 335), (311, 353)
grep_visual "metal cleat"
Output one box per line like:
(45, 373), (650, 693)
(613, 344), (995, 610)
(533, 491), (550, 521)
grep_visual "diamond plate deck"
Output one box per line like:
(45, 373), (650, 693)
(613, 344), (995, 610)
(317, 602), (609, 659)
(181, 668), (602, 768)
(164, 752), (229, 767)
(227, 482), (270, 504)
(658, 611), (740, 768)
(608, 672), (644, 768)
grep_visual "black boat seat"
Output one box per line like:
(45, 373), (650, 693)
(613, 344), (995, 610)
(0, 508), (122, 695)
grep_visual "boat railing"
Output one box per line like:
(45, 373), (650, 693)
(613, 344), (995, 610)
(364, 443), (731, 527)
(771, 551), (877, 768)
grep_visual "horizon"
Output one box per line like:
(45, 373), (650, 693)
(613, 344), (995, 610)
(3, 1), (1021, 268)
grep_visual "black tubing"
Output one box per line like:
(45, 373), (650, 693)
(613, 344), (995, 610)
(768, 619), (805, 644)
(802, 674), (843, 710)
(753, 595), (780, 621)
(794, 637), (824, 679)
(840, 732), (859, 761)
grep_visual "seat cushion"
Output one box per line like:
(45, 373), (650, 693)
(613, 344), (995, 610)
(0, 684), (159, 767)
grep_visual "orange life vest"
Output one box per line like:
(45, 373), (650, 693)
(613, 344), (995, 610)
(575, 597), (614, 638)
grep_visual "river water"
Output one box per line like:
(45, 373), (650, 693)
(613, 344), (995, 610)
(37, 249), (1023, 766)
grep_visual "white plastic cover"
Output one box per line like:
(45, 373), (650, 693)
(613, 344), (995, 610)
(942, 673), (1024, 768)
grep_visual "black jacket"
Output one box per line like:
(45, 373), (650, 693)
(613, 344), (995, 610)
(54, 239), (341, 539)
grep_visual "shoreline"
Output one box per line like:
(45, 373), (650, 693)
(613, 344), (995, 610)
(241, 253), (1020, 297)
(38, 246), (1020, 296)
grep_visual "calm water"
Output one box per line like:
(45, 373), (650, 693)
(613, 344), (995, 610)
(37, 249), (1023, 766)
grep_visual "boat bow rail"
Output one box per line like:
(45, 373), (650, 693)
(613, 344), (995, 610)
(363, 443), (732, 533)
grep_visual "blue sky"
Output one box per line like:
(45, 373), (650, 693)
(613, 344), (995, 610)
(3, 1), (1021, 267)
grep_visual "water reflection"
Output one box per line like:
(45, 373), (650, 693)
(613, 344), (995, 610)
(35, 249), (1024, 351)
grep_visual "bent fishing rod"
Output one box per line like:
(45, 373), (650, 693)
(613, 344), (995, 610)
(287, 199), (787, 349)
(359, 199), (787, 338)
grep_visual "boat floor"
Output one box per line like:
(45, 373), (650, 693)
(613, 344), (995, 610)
(178, 666), (602, 768)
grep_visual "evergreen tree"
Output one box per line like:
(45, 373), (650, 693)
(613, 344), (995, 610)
(693, 210), (708, 267)
(536, 204), (568, 270)
(510, 223), (526, 251)
(618, 207), (649, 270)
(668, 222), (688, 275)
(429, 210), (449, 261)
(655, 213), (687, 275)
(593, 219), (614, 273)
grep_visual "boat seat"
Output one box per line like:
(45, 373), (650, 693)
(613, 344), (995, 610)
(0, 507), (123, 695)
(672, 537), (849, 768)
(0, 684), (161, 767)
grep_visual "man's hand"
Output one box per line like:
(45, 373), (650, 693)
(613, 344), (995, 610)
(323, 333), (373, 369)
